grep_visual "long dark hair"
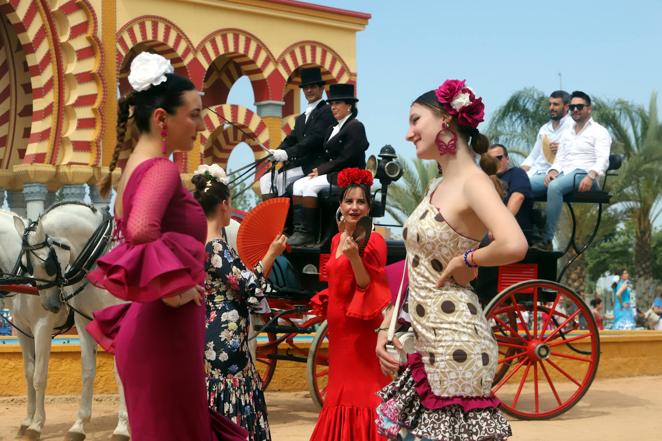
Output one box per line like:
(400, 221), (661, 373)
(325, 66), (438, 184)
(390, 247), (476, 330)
(413, 90), (504, 197)
(339, 183), (372, 207)
(99, 73), (196, 198)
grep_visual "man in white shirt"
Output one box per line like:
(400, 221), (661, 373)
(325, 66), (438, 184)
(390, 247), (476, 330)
(524, 90), (573, 180)
(532, 91), (611, 250)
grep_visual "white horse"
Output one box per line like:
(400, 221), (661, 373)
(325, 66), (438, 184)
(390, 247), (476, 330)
(2, 204), (130, 441)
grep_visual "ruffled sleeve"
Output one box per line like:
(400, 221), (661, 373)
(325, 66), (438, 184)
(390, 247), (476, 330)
(346, 233), (391, 320)
(88, 159), (205, 302)
(206, 239), (270, 314)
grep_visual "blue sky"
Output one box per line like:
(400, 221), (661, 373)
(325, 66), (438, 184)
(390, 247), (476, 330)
(228, 0), (662, 170)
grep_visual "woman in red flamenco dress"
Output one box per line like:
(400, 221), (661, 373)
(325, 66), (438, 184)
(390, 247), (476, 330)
(85, 53), (247, 441)
(309, 168), (392, 441)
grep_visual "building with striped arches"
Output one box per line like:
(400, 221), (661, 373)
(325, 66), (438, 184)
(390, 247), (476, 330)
(0, 0), (370, 218)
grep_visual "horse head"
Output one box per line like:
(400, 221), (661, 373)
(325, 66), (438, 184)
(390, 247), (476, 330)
(14, 214), (72, 312)
(0, 210), (23, 274)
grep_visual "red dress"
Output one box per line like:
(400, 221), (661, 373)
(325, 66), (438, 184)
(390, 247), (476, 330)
(86, 158), (247, 441)
(310, 232), (391, 441)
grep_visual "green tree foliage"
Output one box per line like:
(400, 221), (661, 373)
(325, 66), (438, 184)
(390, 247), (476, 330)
(385, 158), (439, 225)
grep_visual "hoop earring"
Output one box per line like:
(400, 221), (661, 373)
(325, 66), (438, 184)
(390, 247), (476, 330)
(160, 124), (168, 155)
(435, 124), (457, 156)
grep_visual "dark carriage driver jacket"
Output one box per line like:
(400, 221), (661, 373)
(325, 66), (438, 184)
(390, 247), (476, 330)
(280, 101), (335, 174)
(317, 113), (369, 185)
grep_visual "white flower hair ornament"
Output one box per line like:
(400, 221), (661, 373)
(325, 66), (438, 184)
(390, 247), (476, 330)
(194, 164), (229, 192)
(128, 52), (175, 92)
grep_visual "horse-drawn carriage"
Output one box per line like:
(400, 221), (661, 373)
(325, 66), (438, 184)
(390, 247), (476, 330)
(252, 152), (622, 421)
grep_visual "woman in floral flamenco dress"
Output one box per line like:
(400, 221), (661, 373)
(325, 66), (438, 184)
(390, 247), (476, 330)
(191, 164), (287, 440)
(374, 80), (529, 441)
(309, 168), (392, 441)
(86, 52), (247, 441)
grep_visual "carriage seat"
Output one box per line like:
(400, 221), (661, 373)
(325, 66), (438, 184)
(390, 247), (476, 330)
(533, 154), (622, 205)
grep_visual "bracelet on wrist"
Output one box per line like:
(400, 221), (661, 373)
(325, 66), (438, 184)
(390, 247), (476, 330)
(463, 248), (478, 268)
(374, 327), (389, 334)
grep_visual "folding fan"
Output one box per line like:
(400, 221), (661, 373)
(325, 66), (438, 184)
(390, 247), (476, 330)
(236, 197), (290, 275)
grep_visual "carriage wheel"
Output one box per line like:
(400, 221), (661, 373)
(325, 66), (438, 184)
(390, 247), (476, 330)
(306, 320), (329, 409)
(255, 332), (278, 389)
(485, 280), (600, 420)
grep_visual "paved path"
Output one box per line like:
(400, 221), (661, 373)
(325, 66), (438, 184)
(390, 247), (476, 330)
(1, 376), (659, 440)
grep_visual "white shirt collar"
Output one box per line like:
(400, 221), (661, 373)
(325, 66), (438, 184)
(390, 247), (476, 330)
(305, 98), (324, 113)
(335, 113), (352, 128)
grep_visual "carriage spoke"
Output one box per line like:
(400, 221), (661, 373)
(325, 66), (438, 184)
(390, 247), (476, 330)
(499, 350), (527, 365)
(546, 332), (593, 347)
(550, 351), (593, 363)
(508, 293), (532, 339)
(543, 309), (582, 343)
(539, 361), (562, 406)
(493, 358), (528, 393)
(495, 340), (527, 350)
(511, 362), (532, 409)
(533, 362), (540, 413)
(540, 294), (562, 339)
(545, 358), (582, 387)
(493, 316), (527, 343)
(315, 369), (328, 378)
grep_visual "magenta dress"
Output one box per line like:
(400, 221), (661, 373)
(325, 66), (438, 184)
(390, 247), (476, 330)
(86, 157), (248, 441)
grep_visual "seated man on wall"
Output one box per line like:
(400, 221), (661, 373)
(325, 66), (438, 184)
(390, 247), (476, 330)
(488, 143), (534, 243)
(259, 67), (336, 199)
(531, 91), (611, 251)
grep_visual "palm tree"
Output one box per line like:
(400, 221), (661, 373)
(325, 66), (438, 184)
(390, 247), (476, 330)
(486, 88), (549, 160)
(593, 93), (662, 296)
(385, 158), (439, 225)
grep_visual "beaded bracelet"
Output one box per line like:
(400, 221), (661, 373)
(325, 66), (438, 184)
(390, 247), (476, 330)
(463, 247), (478, 268)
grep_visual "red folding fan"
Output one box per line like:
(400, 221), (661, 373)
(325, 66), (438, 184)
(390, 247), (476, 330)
(236, 197), (290, 275)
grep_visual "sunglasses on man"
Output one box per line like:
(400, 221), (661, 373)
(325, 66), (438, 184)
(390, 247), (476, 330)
(569, 104), (587, 111)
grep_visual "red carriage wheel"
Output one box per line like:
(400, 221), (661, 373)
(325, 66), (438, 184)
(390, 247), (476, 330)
(485, 280), (600, 420)
(255, 331), (278, 389)
(306, 320), (329, 409)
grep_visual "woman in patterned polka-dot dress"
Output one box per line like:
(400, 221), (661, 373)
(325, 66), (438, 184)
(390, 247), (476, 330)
(374, 81), (528, 441)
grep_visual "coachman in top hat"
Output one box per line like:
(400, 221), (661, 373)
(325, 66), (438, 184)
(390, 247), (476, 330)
(259, 67), (336, 198)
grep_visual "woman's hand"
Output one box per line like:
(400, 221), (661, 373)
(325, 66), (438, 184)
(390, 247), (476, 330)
(340, 233), (360, 261)
(376, 330), (402, 377)
(436, 255), (477, 288)
(267, 233), (288, 258)
(162, 285), (205, 308)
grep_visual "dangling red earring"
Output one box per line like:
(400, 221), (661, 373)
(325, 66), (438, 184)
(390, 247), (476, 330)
(435, 123), (457, 155)
(160, 124), (168, 155)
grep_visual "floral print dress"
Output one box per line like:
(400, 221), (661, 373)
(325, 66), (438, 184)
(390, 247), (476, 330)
(204, 238), (271, 441)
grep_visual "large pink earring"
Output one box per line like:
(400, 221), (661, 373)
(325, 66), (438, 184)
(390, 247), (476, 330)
(160, 124), (168, 155)
(435, 123), (457, 155)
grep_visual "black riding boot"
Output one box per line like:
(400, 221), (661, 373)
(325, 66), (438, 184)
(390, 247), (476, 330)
(287, 198), (318, 246)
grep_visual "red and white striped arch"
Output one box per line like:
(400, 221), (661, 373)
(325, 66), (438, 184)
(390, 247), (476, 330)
(52, 0), (103, 166)
(277, 41), (353, 87)
(117, 16), (197, 94)
(0, 13), (31, 170)
(197, 29), (276, 103)
(201, 104), (270, 181)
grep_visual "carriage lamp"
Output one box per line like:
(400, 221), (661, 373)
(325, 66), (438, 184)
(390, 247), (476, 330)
(368, 145), (403, 218)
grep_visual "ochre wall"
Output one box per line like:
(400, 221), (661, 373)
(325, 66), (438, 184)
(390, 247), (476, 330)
(1, 331), (662, 396)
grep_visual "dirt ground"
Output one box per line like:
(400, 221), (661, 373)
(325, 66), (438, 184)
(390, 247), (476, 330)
(1, 376), (659, 441)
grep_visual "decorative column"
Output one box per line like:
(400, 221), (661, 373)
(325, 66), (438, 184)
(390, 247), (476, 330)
(255, 100), (285, 147)
(60, 184), (87, 202)
(6, 190), (26, 218)
(45, 191), (57, 209)
(88, 184), (109, 211)
(23, 183), (48, 220)
(0, 189), (5, 209)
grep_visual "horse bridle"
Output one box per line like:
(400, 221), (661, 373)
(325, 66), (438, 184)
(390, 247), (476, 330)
(19, 220), (71, 290)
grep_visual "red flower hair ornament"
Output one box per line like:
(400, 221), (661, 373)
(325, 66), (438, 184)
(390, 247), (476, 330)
(337, 168), (373, 189)
(434, 79), (485, 129)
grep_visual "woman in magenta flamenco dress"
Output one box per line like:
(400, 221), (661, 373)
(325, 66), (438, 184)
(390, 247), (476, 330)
(86, 52), (247, 441)
(309, 168), (392, 441)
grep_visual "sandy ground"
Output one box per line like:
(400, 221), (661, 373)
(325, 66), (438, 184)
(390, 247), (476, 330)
(0, 376), (659, 441)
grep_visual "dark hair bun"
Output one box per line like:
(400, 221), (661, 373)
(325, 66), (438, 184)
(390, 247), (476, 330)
(191, 173), (207, 192)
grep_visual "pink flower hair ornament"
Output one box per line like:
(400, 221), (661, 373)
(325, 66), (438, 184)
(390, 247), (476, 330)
(434, 79), (485, 129)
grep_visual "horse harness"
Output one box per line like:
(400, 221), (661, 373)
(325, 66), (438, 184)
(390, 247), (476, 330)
(15, 201), (114, 321)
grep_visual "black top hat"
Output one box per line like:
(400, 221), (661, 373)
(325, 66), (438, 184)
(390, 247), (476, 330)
(299, 67), (325, 88)
(327, 83), (358, 103)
